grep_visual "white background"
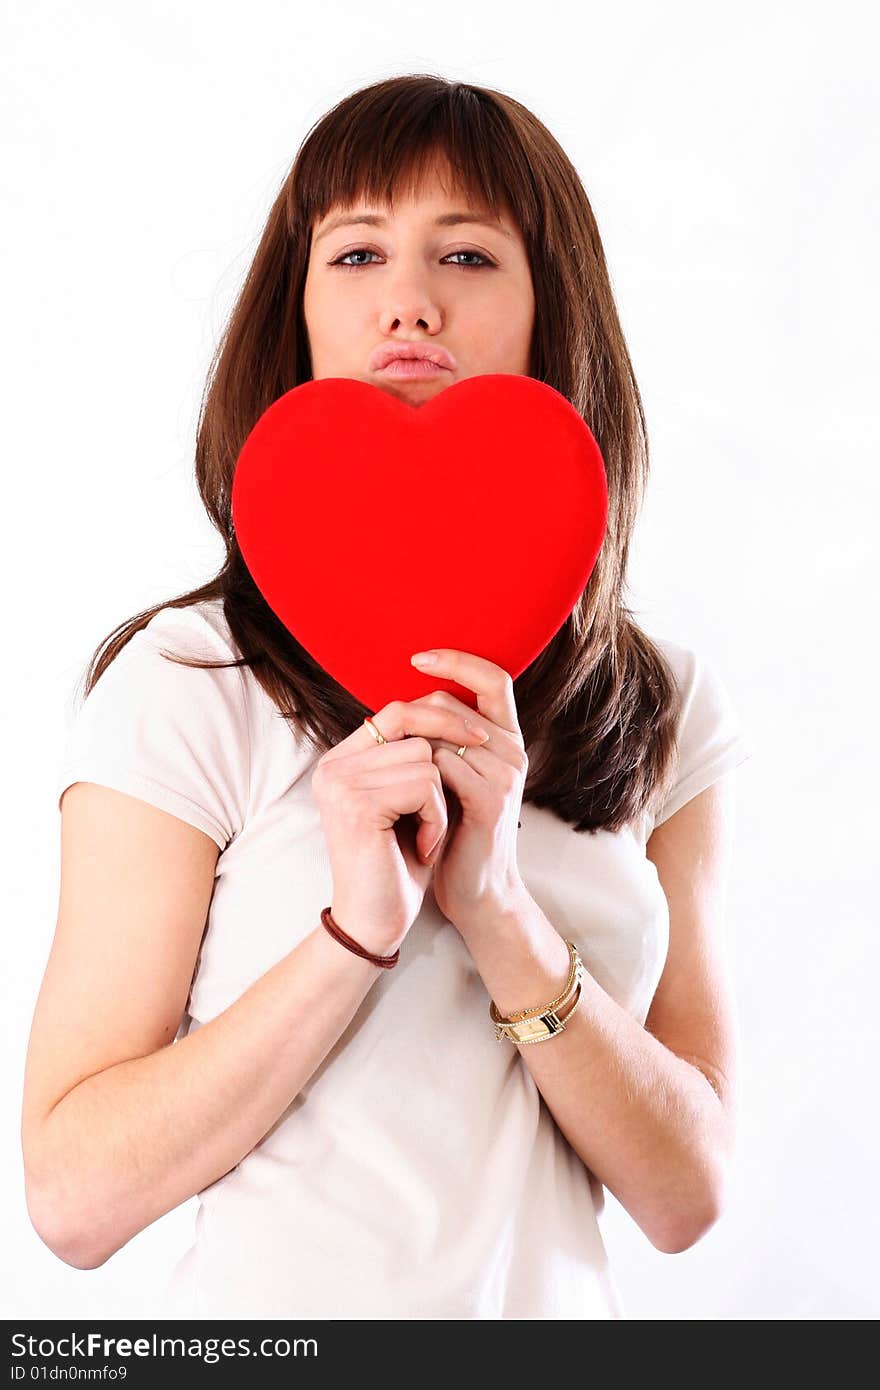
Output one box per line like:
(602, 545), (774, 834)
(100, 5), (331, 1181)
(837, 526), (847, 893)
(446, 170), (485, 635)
(3, 0), (877, 1322)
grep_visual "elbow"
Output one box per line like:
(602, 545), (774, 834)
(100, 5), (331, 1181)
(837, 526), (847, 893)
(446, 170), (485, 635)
(24, 1173), (112, 1271)
(43, 1235), (110, 1272)
(649, 1158), (731, 1255)
(651, 1197), (724, 1254)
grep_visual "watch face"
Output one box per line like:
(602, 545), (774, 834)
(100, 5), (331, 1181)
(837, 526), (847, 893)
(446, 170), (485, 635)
(493, 944), (583, 1041)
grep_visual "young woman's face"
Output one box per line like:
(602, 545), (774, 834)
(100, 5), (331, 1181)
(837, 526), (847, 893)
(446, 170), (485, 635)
(302, 161), (535, 404)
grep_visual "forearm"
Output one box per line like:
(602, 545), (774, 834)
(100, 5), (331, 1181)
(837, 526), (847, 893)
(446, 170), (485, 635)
(26, 924), (384, 1270)
(459, 891), (733, 1254)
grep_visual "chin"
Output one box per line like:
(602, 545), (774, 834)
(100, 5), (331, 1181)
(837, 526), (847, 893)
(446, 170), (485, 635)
(373, 375), (456, 407)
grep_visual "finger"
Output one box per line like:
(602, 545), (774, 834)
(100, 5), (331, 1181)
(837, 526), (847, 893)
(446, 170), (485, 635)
(430, 734), (523, 773)
(389, 771), (450, 862)
(433, 750), (523, 830)
(416, 691), (524, 755)
(319, 700), (491, 766)
(354, 762), (449, 862)
(431, 744), (484, 804)
(410, 649), (521, 738)
(415, 689), (496, 726)
(347, 757), (446, 792)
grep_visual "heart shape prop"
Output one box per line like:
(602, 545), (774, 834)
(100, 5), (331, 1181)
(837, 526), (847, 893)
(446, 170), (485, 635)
(232, 374), (607, 714)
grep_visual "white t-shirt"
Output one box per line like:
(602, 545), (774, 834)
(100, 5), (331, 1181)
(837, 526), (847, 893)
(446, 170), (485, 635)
(55, 598), (753, 1320)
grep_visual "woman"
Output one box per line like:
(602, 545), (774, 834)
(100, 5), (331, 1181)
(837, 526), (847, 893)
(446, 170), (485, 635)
(23, 75), (752, 1320)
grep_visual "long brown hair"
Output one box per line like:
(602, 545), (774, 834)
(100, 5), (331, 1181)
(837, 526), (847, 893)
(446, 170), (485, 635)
(79, 73), (682, 834)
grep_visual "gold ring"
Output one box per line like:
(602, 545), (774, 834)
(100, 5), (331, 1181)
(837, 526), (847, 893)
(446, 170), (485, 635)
(364, 715), (387, 745)
(456, 745), (467, 757)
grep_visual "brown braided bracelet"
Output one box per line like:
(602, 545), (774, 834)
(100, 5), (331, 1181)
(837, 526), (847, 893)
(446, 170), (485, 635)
(320, 906), (400, 969)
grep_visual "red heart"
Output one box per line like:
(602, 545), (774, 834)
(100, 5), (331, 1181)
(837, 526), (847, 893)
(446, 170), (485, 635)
(231, 374), (607, 714)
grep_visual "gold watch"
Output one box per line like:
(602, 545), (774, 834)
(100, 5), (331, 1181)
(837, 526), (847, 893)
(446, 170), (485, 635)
(489, 940), (585, 1044)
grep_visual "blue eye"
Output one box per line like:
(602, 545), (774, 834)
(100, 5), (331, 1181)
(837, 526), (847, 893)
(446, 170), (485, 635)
(330, 248), (493, 271)
(445, 251), (492, 269)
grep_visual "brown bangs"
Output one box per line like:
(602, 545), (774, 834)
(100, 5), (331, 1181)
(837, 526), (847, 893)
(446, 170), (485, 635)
(288, 78), (540, 245)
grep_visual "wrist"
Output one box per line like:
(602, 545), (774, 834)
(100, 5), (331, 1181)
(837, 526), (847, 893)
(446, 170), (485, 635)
(452, 877), (533, 938)
(329, 904), (406, 958)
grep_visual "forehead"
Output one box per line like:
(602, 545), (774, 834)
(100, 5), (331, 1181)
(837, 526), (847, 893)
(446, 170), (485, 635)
(312, 156), (513, 232)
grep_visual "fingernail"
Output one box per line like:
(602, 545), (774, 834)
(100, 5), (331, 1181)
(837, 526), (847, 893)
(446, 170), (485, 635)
(466, 719), (490, 742)
(411, 651), (439, 667)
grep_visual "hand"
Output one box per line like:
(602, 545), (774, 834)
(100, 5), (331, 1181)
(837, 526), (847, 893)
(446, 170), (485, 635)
(409, 647), (530, 933)
(312, 693), (489, 954)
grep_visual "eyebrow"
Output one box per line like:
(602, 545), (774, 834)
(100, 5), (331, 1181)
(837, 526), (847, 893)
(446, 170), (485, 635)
(312, 211), (513, 245)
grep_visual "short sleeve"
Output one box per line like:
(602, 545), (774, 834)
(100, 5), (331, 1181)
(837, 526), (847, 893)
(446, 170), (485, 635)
(650, 638), (754, 832)
(56, 607), (251, 851)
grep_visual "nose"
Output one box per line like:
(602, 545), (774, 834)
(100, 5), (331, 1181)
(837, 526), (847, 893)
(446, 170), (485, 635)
(381, 306), (442, 340)
(378, 271), (442, 336)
